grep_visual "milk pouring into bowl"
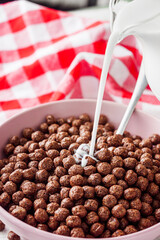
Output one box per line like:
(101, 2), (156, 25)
(74, 0), (160, 165)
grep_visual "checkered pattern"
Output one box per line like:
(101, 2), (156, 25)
(0, 0), (159, 125)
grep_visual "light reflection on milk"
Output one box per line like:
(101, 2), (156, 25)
(74, 0), (160, 167)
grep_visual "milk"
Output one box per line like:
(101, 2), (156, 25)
(76, 0), (160, 166)
(89, 33), (119, 156)
(112, 0), (160, 100)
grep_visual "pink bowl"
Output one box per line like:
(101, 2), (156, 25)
(0, 99), (160, 240)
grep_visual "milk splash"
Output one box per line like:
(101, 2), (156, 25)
(74, 144), (98, 167)
(75, 0), (160, 167)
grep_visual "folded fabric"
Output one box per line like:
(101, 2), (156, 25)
(0, 0), (159, 125)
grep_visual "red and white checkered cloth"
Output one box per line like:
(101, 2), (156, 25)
(0, 0), (159, 125)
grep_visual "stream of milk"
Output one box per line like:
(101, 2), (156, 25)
(74, 0), (160, 166)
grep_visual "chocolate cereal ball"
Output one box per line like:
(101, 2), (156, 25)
(21, 181), (36, 195)
(3, 181), (17, 195)
(47, 202), (59, 215)
(46, 180), (60, 194)
(118, 199), (129, 210)
(60, 187), (70, 199)
(126, 209), (141, 222)
(88, 173), (102, 186)
(141, 202), (153, 216)
(109, 185), (123, 199)
(97, 162), (111, 175)
(23, 128), (34, 139)
(53, 157), (63, 168)
(95, 148), (111, 162)
(31, 131), (44, 142)
(48, 176), (59, 184)
(54, 207), (69, 221)
(110, 156), (123, 168)
(102, 194), (117, 208)
(84, 165), (96, 176)
(124, 158), (137, 169)
(9, 136), (20, 146)
(70, 175), (83, 186)
(48, 216), (59, 230)
(102, 174), (117, 188)
(125, 170), (137, 185)
(72, 205), (87, 218)
(19, 198), (33, 211)
(112, 167), (125, 179)
(124, 188), (137, 200)
(155, 173), (160, 185)
(36, 190), (48, 202)
(118, 180), (128, 190)
(81, 222), (89, 234)
(112, 229), (125, 237)
(63, 156), (76, 169)
(84, 199), (98, 211)
(130, 198), (142, 210)
(83, 186), (95, 199)
(71, 227), (85, 238)
(56, 225), (70, 236)
(95, 185), (108, 198)
(9, 169), (23, 184)
(1, 173), (10, 185)
(98, 206), (110, 221)
(34, 208), (48, 223)
(124, 225), (137, 234)
(61, 198), (73, 209)
(0, 192), (11, 207)
(107, 134), (122, 147)
(86, 212), (99, 225)
(37, 223), (49, 231)
(34, 198), (47, 211)
(68, 164), (83, 176)
(136, 176), (149, 191)
(119, 217), (128, 229)
(0, 220), (5, 231)
(107, 217), (120, 232)
(138, 218), (152, 230)
(4, 144), (14, 156)
(11, 206), (27, 220)
(25, 214), (36, 227)
(155, 208), (160, 221)
(14, 161), (27, 170)
(90, 223), (104, 237)
(69, 186), (84, 200)
(47, 149), (59, 160)
(147, 216), (157, 226)
(38, 157), (53, 171)
(66, 215), (81, 228)
(7, 231), (20, 240)
(141, 193), (153, 204)
(112, 204), (126, 218)
(54, 166), (67, 178)
(114, 147), (128, 158)
(101, 230), (111, 238)
(23, 168), (35, 181)
(148, 182), (159, 196)
(49, 193), (60, 204)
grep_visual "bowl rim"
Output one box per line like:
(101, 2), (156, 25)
(0, 99), (160, 240)
(0, 98), (160, 128)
